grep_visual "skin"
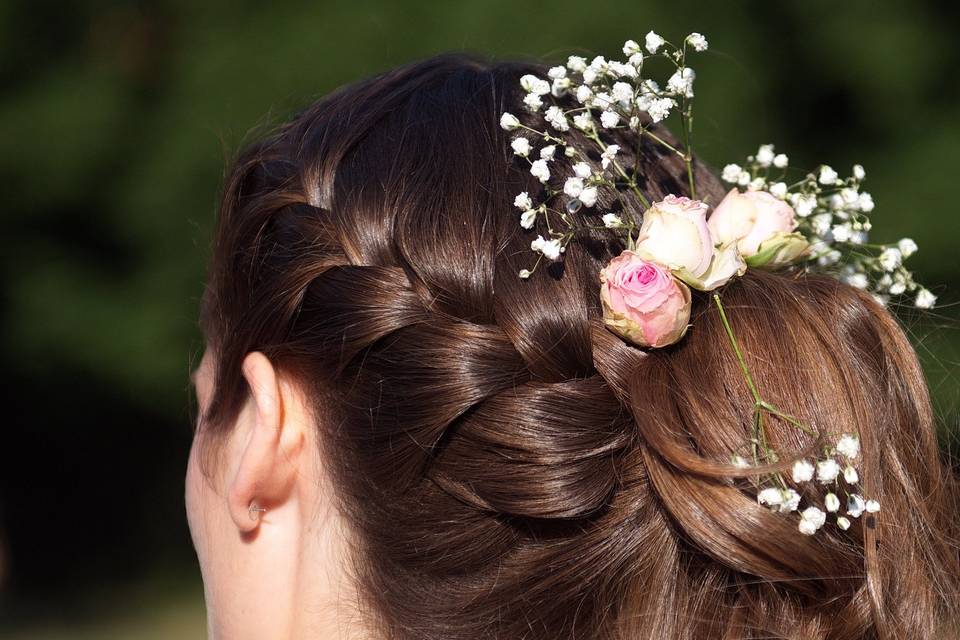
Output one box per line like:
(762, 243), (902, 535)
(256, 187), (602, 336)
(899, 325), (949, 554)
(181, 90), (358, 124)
(186, 349), (368, 639)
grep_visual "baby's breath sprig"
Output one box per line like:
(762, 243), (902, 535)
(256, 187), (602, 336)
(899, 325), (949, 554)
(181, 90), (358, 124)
(502, 31), (710, 278)
(716, 294), (881, 535)
(722, 149), (935, 309)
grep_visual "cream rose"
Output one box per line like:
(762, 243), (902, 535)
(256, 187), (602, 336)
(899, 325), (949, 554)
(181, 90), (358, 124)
(708, 188), (808, 267)
(599, 250), (691, 348)
(634, 195), (713, 275)
(635, 195), (745, 291)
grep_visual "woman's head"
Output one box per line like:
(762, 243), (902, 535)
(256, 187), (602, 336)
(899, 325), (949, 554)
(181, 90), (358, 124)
(188, 53), (960, 639)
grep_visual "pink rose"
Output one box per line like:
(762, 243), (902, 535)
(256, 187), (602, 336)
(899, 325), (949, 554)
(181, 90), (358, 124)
(708, 188), (800, 259)
(599, 250), (691, 348)
(634, 195), (714, 278)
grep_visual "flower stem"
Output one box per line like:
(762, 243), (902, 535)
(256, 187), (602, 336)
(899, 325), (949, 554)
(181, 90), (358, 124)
(713, 294), (762, 404)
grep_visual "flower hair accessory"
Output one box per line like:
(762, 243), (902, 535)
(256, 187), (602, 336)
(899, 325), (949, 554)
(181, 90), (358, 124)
(502, 31), (938, 536)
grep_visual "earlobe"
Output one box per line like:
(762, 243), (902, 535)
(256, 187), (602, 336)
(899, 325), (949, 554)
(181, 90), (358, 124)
(227, 352), (305, 533)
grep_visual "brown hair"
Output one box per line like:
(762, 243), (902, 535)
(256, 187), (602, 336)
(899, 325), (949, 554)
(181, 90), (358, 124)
(197, 53), (960, 639)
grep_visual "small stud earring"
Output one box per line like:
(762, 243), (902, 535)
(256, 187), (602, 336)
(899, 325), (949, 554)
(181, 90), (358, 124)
(248, 502), (267, 522)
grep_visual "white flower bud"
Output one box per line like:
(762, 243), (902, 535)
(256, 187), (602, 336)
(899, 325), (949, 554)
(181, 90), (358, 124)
(846, 493), (866, 518)
(518, 268), (531, 279)
(623, 39), (641, 56)
(898, 238), (918, 258)
(645, 31), (665, 54)
(843, 465), (859, 484)
(836, 516), (852, 530)
(519, 209), (537, 229)
(824, 492), (841, 512)
(500, 113), (520, 130)
(865, 499), (880, 513)
(915, 288), (937, 309)
(773, 153), (789, 169)
(602, 213), (623, 229)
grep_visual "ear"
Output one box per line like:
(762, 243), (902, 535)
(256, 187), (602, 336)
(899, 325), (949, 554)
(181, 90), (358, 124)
(227, 352), (306, 533)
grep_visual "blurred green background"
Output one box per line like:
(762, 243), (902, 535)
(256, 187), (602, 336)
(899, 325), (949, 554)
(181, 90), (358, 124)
(1, 0), (958, 637)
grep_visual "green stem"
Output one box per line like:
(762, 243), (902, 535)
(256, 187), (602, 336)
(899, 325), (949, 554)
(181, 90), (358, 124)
(713, 295), (762, 404)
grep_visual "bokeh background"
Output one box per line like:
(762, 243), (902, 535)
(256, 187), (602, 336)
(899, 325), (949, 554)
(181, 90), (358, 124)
(2, 1), (958, 637)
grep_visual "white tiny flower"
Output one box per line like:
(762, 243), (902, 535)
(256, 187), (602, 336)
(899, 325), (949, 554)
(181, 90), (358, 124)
(799, 506), (827, 535)
(889, 281), (907, 295)
(843, 465), (859, 484)
(530, 235), (545, 252)
(841, 187), (860, 205)
(628, 115), (640, 130)
(520, 74), (550, 96)
(511, 137), (530, 157)
(601, 144), (620, 169)
(602, 213), (623, 228)
(581, 67), (597, 85)
(816, 458), (841, 484)
(737, 171), (751, 187)
(845, 273), (869, 290)
(628, 52), (644, 67)
(600, 110), (620, 128)
(573, 112), (594, 132)
(575, 85), (593, 104)
(611, 81), (633, 103)
(850, 230), (868, 245)
(666, 67), (695, 98)
(551, 77), (571, 97)
(646, 97), (676, 122)
(686, 32), (708, 52)
(623, 39), (641, 56)
(773, 153), (789, 169)
(500, 113), (520, 130)
(530, 159), (550, 183)
(798, 518), (819, 536)
(898, 238), (918, 258)
(544, 106), (569, 131)
(915, 288), (937, 309)
(858, 192), (875, 212)
(878, 247), (902, 272)
(748, 177), (766, 192)
(831, 224), (852, 243)
(769, 182), (788, 199)
(756, 144), (775, 168)
(721, 164), (742, 183)
(836, 516), (852, 530)
(566, 56), (587, 72)
(819, 165), (839, 185)
(541, 238), (563, 260)
(865, 499), (880, 513)
(757, 487), (784, 507)
(514, 192), (533, 210)
(795, 194), (817, 217)
(853, 164), (866, 180)
(519, 209), (537, 229)
(523, 92), (543, 111)
(579, 186), (598, 207)
(547, 65), (567, 80)
(572, 162), (592, 179)
(818, 250), (842, 266)
(792, 459), (815, 483)
(846, 494), (866, 518)
(645, 31), (665, 54)
(563, 176), (584, 198)
(592, 91), (614, 110)
(836, 435), (860, 460)
(519, 268), (531, 279)
(779, 489), (801, 513)
(539, 145), (556, 161)
(824, 492), (841, 512)
(829, 194), (845, 211)
(564, 146), (576, 157)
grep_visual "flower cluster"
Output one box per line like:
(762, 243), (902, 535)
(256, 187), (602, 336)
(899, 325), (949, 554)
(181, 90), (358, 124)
(502, 32), (711, 280)
(722, 148), (935, 309)
(503, 33), (935, 314)
(737, 433), (880, 536)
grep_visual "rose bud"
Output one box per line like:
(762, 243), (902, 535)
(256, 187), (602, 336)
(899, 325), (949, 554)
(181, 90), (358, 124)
(708, 188), (810, 268)
(599, 250), (691, 348)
